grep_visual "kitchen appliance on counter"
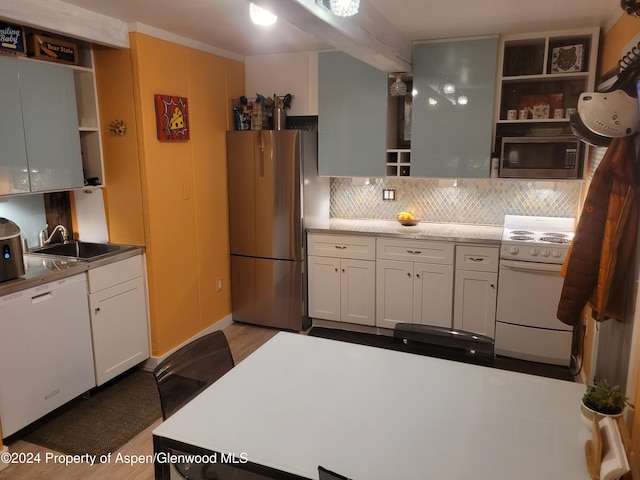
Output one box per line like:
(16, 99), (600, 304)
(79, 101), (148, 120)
(495, 215), (575, 366)
(227, 130), (329, 330)
(0, 218), (25, 282)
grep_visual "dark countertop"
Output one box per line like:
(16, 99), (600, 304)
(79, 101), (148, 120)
(0, 244), (145, 296)
(307, 219), (503, 245)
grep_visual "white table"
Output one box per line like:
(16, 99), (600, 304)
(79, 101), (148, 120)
(153, 332), (591, 479)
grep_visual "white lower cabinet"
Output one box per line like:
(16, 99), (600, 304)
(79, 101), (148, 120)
(376, 239), (454, 329)
(87, 255), (150, 386)
(307, 234), (376, 326)
(0, 274), (95, 437)
(453, 245), (499, 338)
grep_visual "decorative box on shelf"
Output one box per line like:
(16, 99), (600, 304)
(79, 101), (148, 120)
(27, 34), (78, 65)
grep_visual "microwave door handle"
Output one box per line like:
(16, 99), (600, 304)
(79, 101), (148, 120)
(500, 259), (562, 274)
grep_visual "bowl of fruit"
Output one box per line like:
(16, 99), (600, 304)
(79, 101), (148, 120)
(397, 211), (420, 226)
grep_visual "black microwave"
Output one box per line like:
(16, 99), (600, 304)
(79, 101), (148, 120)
(500, 137), (581, 179)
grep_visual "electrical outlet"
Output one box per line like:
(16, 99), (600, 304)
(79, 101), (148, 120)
(216, 278), (222, 292)
(382, 188), (396, 201)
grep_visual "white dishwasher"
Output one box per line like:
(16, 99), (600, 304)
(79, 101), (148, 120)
(0, 273), (95, 437)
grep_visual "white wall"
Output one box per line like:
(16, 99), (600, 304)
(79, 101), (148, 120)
(245, 52), (318, 116)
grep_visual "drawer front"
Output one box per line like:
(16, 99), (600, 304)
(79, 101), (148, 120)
(307, 234), (376, 260)
(376, 238), (454, 265)
(455, 245), (499, 272)
(88, 254), (144, 293)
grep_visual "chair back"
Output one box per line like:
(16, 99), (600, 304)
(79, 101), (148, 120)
(393, 323), (494, 366)
(154, 330), (235, 419)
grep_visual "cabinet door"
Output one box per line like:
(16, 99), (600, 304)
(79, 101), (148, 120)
(89, 276), (149, 386)
(411, 37), (498, 178)
(341, 259), (375, 326)
(18, 59), (84, 191)
(318, 51), (387, 177)
(453, 270), (497, 338)
(308, 255), (341, 322)
(413, 262), (454, 328)
(376, 259), (414, 329)
(0, 56), (29, 194)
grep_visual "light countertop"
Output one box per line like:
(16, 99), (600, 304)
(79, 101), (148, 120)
(307, 218), (504, 244)
(0, 245), (145, 297)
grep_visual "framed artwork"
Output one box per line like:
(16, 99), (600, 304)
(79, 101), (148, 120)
(0, 22), (26, 56)
(550, 44), (584, 73)
(154, 94), (189, 141)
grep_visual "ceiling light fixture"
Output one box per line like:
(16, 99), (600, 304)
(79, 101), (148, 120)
(249, 3), (277, 26)
(330, 0), (360, 17)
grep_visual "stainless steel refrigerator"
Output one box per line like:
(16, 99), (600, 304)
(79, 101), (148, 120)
(227, 130), (329, 330)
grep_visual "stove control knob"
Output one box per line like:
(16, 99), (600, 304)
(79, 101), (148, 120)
(529, 248), (539, 256)
(551, 250), (562, 258)
(540, 248), (550, 257)
(508, 246), (519, 255)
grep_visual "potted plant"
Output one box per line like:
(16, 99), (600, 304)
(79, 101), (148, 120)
(581, 379), (627, 429)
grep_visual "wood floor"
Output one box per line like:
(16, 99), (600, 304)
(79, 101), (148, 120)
(0, 322), (279, 480)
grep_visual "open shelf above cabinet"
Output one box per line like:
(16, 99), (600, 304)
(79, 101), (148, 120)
(386, 73), (412, 176)
(493, 28), (599, 180)
(386, 149), (411, 177)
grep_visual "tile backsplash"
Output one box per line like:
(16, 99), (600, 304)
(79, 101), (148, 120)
(330, 177), (584, 225)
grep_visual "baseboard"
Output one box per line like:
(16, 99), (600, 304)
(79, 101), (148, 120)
(142, 314), (233, 371)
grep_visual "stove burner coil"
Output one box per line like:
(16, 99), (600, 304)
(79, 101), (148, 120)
(510, 230), (534, 235)
(539, 236), (571, 244)
(543, 232), (569, 238)
(510, 235), (534, 241)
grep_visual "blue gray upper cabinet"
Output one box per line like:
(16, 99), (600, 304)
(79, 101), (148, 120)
(0, 56), (83, 195)
(19, 59), (84, 192)
(0, 56), (29, 194)
(411, 37), (498, 178)
(318, 51), (387, 177)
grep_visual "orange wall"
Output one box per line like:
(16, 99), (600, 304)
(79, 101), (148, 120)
(94, 33), (244, 356)
(93, 46), (146, 246)
(600, 14), (640, 74)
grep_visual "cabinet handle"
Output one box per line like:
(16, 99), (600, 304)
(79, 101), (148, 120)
(469, 257), (485, 262)
(334, 268), (338, 272)
(341, 268), (345, 273)
(416, 274), (420, 278)
(490, 284), (496, 289)
(407, 272), (411, 277)
(406, 250), (422, 254)
(94, 307), (101, 314)
(334, 245), (347, 250)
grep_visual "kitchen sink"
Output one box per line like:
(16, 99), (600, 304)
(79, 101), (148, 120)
(30, 241), (134, 259)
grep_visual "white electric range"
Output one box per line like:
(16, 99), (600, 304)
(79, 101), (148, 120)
(495, 215), (576, 366)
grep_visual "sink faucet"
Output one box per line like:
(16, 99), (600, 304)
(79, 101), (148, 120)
(39, 224), (70, 247)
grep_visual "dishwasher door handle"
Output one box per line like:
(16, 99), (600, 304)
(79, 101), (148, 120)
(31, 292), (53, 303)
